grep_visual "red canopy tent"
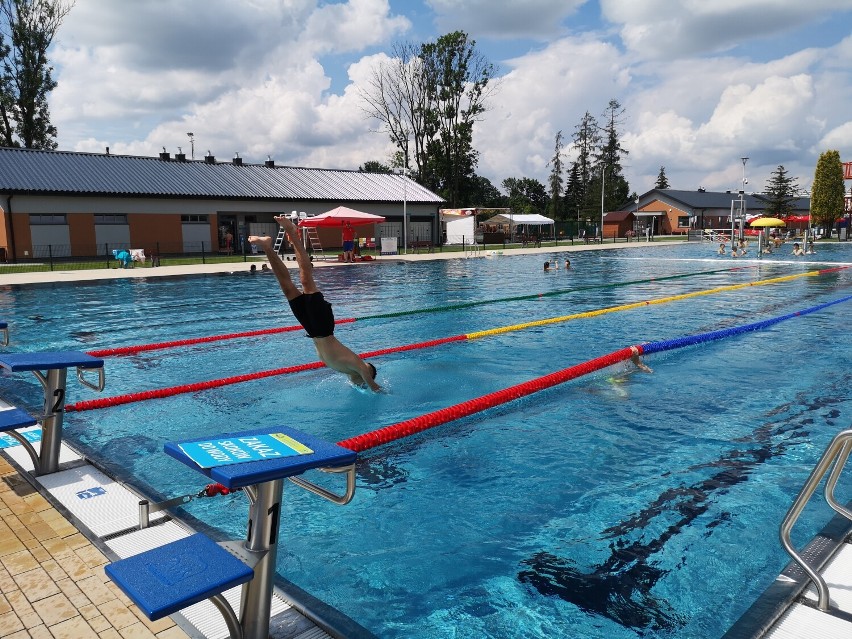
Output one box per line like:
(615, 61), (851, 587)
(298, 206), (386, 227)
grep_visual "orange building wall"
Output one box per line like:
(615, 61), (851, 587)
(68, 213), (95, 256)
(129, 213), (183, 253)
(12, 213), (32, 258)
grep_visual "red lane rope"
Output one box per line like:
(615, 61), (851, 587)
(86, 318), (356, 357)
(66, 333), (469, 412)
(65, 361), (326, 411)
(337, 346), (639, 452)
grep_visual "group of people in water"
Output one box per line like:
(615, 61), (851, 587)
(544, 259), (570, 271)
(717, 236), (814, 258)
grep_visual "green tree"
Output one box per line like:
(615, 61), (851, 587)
(654, 166), (670, 190)
(358, 160), (393, 173)
(420, 31), (495, 206)
(762, 165), (799, 218)
(546, 130), (565, 219)
(0, 0), (73, 149)
(361, 31), (496, 207)
(466, 174), (504, 208)
(811, 150), (844, 234)
(564, 162), (582, 220)
(593, 99), (630, 213)
(502, 177), (548, 215)
(570, 110), (599, 216)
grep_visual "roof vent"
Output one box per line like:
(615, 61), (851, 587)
(105, 146), (110, 155)
(233, 152), (242, 166)
(204, 151), (215, 164)
(175, 153), (186, 162)
(159, 146), (171, 161)
(265, 155), (275, 168)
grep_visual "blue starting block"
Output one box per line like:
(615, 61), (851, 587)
(0, 351), (104, 474)
(105, 533), (253, 636)
(0, 404), (37, 432)
(107, 426), (357, 639)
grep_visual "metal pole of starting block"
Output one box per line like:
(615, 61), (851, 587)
(240, 478), (283, 639)
(37, 367), (68, 475)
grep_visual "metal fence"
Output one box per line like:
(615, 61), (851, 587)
(0, 241), (258, 273)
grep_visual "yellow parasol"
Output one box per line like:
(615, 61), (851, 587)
(749, 217), (786, 227)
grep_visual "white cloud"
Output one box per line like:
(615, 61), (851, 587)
(427, 0), (586, 39)
(603, 0), (852, 60)
(47, 0), (852, 198)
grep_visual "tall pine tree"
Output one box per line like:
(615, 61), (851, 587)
(762, 165), (799, 218)
(547, 130), (566, 219)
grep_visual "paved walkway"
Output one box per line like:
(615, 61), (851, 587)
(0, 238), (677, 638)
(0, 457), (188, 639)
(0, 239), (668, 286)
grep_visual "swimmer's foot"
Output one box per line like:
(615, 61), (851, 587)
(275, 215), (301, 244)
(248, 235), (272, 250)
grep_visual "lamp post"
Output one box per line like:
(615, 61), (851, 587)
(739, 157), (749, 241)
(395, 167), (409, 254)
(600, 165), (606, 241)
(634, 195), (639, 240)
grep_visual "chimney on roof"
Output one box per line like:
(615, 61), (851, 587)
(105, 147), (109, 155)
(265, 155), (275, 168)
(232, 152), (242, 166)
(159, 146), (170, 161)
(204, 150), (215, 164)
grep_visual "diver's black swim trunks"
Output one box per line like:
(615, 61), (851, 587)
(289, 292), (334, 338)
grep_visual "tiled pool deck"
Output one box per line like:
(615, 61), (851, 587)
(0, 456), (188, 639)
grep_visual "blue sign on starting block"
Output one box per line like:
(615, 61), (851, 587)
(178, 433), (314, 469)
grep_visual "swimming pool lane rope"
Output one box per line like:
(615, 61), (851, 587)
(85, 265), (755, 357)
(336, 293), (852, 453)
(64, 266), (848, 413)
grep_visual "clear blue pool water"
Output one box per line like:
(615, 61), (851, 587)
(2, 242), (852, 638)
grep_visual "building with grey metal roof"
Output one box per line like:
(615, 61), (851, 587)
(610, 188), (810, 238)
(0, 147), (445, 262)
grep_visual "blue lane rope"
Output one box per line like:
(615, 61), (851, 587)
(641, 294), (852, 355)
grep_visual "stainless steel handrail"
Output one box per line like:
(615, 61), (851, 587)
(779, 428), (852, 611)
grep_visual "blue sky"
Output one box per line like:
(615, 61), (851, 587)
(49, 0), (852, 198)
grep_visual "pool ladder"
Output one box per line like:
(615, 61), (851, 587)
(780, 428), (852, 610)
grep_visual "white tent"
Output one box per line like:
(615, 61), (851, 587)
(482, 213), (555, 238)
(441, 208), (476, 244)
(484, 213), (555, 226)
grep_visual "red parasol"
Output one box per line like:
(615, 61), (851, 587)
(298, 206), (386, 227)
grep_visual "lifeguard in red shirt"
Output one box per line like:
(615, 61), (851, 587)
(341, 221), (356, 262)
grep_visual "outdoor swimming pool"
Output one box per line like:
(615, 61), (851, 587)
(2, 241), (851, 638)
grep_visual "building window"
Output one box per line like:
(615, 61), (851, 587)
(678, 216), (690, 228)
(181, 214), (209, 223)
(94, 214), (127, 224)
(30, 214), (67, 225)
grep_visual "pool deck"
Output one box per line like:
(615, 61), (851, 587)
(0, 240), (669, 286)
(0, 238), (702, 639)
(0, 455), (189, 639)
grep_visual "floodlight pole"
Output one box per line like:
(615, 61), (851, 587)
(396, 168), (409, 254)
(739, 157), (749, 241)
(600, 165), (605, 241)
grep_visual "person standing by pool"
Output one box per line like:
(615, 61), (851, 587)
(249, 216), (381, 392)
(342, 221), (356, 263)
